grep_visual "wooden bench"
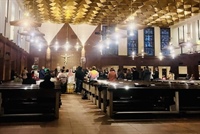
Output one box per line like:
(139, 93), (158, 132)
(0, 84), (60, 119)
(82, 80), (200, 118)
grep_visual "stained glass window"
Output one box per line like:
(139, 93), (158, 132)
(127, 30), (138, 56)
(160, 28), (170, 55)
(102, 26), (118, 55)
(144, 27), (154, 55)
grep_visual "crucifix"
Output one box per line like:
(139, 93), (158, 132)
(61, 54), (73, 65)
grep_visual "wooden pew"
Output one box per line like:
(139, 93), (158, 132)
(0, 84), (60, 119)
(81, 80), (200, 118)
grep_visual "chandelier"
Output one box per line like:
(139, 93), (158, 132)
(51, 25), (81, 52)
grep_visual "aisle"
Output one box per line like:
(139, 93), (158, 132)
(58, 93), (111, 134)
(0, 93), (200, 134)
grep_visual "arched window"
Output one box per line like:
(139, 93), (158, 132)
(160, 28), (170, 55)
(144, 27), (154, 56)
(127, 30), (138, 56)
(102, 26), (118, 55)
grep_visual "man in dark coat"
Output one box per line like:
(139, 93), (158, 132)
(75, 66), (85, 94)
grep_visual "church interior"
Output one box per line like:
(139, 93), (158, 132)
(1, 0), (200, 133)
(0, 0), (200, 80)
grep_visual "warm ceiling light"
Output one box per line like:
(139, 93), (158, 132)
(24, 11), (30, 17)
(10, 18), (42, 27)
(75, 42), (80, 51)
(65, 41), (71, 51)
(159, 52), (163, 60)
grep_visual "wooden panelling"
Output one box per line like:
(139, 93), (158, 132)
(0, 34), (28, 81)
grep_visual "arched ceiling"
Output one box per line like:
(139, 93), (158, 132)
(21, 0), (200, 27)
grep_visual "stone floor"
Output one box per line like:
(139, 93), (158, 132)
(0, 94), (200, 134)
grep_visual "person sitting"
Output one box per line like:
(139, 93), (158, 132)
(22, 73), (36, 84)
(39, 75), (61, 107)
(189, 74), (195, 80)
(39, 75), (55, 89)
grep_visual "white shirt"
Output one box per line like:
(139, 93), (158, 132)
(57, 72), (67, 84)
(68, 73), (75, 84)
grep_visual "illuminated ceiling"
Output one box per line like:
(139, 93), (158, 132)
(21, 0), (200, 27)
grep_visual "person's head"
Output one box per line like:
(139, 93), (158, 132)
(69, 69), (73, 73)
(77, 66), (82, 71)
(27, 73), (32, 78)
(44, 75), (51, 81)
(61, 69), (65, 73)
(110, 68), (115, 71)
(92, 66), (96, 70)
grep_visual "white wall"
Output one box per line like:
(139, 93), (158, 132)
(178, 66), (187, 74)
(123, 66), (136, 69)
(0, 0), (30, 53)
(118, 29), (127, 55)
(0, 0), (7, 36)
(154, 27), (160, 57)
(170, 14), (200, 55)
(138, 29), (144, 54)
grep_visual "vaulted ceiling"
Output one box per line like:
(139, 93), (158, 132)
(21, 0), (200, 27)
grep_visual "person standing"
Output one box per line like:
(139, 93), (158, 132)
(143, 66), (151, 81)
(75, 66), (85, 94)
(153, 67), (159, 80)
(22, 73), (36, 84)
(189, 74), (195, 80)
(67, 69), (75, 93)
(57, 69), (68, 93)
(107, 68), (117, 81)
(39, 66), (46, 79)
(21, 67), (28, 80)
(149, 68), (154, 81)
(117, 69), (125, 80)
(126, 69), (132, 80)
(167, 70), (174, 80)
(88, 66), (99, 81)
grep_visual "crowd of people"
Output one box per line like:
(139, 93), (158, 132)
(8, 65), (197, 95)
(96, 66), (160, 82)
